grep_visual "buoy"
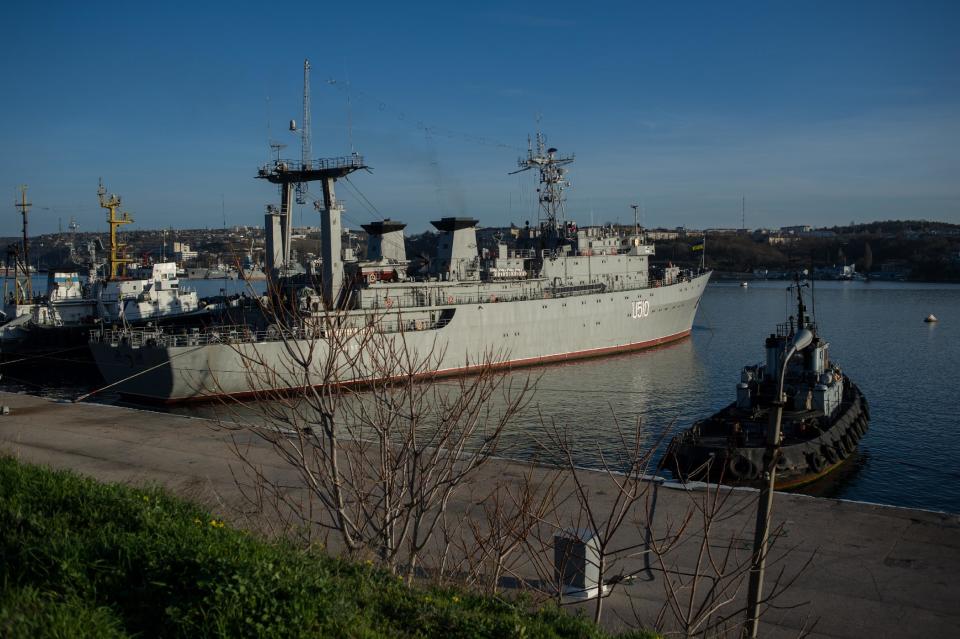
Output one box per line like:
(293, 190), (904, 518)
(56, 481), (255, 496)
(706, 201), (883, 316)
(740, 281), (749, 288)
(924, 314), (938, 323)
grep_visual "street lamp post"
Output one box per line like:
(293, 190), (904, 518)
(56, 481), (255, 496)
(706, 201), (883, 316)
(744, 328), (814, 638)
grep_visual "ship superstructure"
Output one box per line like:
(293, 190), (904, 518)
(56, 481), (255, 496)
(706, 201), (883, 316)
(89, 124), (711, 401)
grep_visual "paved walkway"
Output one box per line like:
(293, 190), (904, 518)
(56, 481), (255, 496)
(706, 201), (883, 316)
(1, 391), (957, 638)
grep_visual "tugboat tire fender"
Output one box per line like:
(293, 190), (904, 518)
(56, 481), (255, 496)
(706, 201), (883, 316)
(822, 444), (838, 464)
(841, 433), (854, 452)
(835, 440), (848, 460)
(808, 452), (826, 474)
(728, 455), (759, 481)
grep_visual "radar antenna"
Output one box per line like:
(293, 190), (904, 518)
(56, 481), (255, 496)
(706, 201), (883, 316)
(510, 131), (574, 242)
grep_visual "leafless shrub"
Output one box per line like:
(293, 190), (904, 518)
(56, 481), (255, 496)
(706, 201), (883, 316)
(211, 296), (533, 581)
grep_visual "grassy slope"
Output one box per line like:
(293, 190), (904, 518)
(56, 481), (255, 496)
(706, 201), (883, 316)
(0, 457), (654, 638)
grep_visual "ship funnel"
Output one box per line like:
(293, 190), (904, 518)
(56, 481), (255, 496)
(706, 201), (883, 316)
(361, 219), (407, 263)
(430, 217), (479, 281)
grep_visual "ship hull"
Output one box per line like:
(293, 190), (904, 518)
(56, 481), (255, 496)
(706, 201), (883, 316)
(90, 273), (710, 402)
(664, 381), (869, 490)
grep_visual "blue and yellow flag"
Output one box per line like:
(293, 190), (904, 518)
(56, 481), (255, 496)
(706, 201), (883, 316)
(691, 243), (704, 251)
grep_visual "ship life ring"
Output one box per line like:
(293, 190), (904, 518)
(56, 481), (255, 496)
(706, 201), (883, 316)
(808, 452), (826, 474)
(822, 444), (838, 465)
(728, 455), (759, 481)
(367, 272), (377, 285)
(446, 295), (454, 305)
(384, 296), (394, 309)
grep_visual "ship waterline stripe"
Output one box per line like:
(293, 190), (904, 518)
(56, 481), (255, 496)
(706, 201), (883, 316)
(126, 328), (693, 404)
(435, 328), (692, 374)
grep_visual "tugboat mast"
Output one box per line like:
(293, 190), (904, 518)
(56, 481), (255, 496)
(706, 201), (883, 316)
(790, 272), (810, 331)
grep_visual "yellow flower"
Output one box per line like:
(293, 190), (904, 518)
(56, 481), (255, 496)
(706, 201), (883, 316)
(142, 495), (150, 502)
(424, 596), (432, 603)
(365, 559), (373, 567)
(452, 596), (460, 603)
(193, 518), (201, 525)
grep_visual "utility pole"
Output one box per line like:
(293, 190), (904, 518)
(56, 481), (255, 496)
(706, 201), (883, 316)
(631, 203), (640, 236)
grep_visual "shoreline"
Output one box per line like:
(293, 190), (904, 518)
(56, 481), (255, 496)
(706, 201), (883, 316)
(1, 391), (958, 637)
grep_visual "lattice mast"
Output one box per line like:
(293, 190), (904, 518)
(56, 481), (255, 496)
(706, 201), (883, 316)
(296, 58), (312, 205)
(97, 179), (134, 280)
(8, 185), (33, 303)
(511, 132), (574, 243)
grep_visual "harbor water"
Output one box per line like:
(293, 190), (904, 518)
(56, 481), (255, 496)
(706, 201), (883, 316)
(3, 277), (958, 513)
(485, 280), (960, 514)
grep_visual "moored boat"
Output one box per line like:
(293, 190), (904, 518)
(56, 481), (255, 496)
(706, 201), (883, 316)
(663, 274), (869, 489)
(88, 132), (712, 402)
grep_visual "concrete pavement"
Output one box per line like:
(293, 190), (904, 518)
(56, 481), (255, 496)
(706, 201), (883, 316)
(1, 391), (957, 638)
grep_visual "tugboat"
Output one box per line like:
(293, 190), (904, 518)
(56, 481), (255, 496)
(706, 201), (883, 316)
(664, 274), (869, 489)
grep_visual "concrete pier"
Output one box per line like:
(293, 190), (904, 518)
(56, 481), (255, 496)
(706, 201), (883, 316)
(1, 391), (957, 638)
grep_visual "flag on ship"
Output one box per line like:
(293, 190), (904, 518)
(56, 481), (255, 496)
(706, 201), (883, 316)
(691, 243), (704, 251)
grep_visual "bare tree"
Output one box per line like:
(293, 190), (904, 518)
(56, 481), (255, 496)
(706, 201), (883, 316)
(205, 287), (811, 637)
(212, 290), (533, 580)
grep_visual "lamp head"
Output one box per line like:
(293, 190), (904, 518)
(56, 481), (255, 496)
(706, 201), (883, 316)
(792, 328), (814, 351)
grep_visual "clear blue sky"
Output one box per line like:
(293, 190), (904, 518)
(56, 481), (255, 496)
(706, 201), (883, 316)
(2, 1), (958, 236)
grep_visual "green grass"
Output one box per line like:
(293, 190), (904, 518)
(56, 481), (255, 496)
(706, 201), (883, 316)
(0, 457), (656, 638)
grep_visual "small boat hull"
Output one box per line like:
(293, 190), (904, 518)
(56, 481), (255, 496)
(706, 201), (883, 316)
(664, 383), (869, 490)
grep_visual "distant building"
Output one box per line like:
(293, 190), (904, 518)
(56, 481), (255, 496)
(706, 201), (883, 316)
(647, 229), (681, 241)
(704, 228), (740, 235)
(171, 241), (197, 262)
(767, 235), (799, 245)
(780, 225), (812, 235)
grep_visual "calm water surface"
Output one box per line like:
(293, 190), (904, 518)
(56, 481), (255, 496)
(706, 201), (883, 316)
(4, 278), (958, 512)
(485, 280), (960, 513)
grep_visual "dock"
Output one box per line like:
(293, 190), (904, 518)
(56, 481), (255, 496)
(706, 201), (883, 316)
(1, 391), (957, 638)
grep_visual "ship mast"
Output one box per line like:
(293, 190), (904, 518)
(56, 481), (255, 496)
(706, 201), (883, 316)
(7, 185), (33, 303)
(511, 132), (574, 245)
(258, 60), (367, 310)
(790, 272), (809, 331)
(295, 58), (312, 205)
(97, 179), (134, 280)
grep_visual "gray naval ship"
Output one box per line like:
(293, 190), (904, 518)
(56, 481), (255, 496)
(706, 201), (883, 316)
(89, 134), (712, 402)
